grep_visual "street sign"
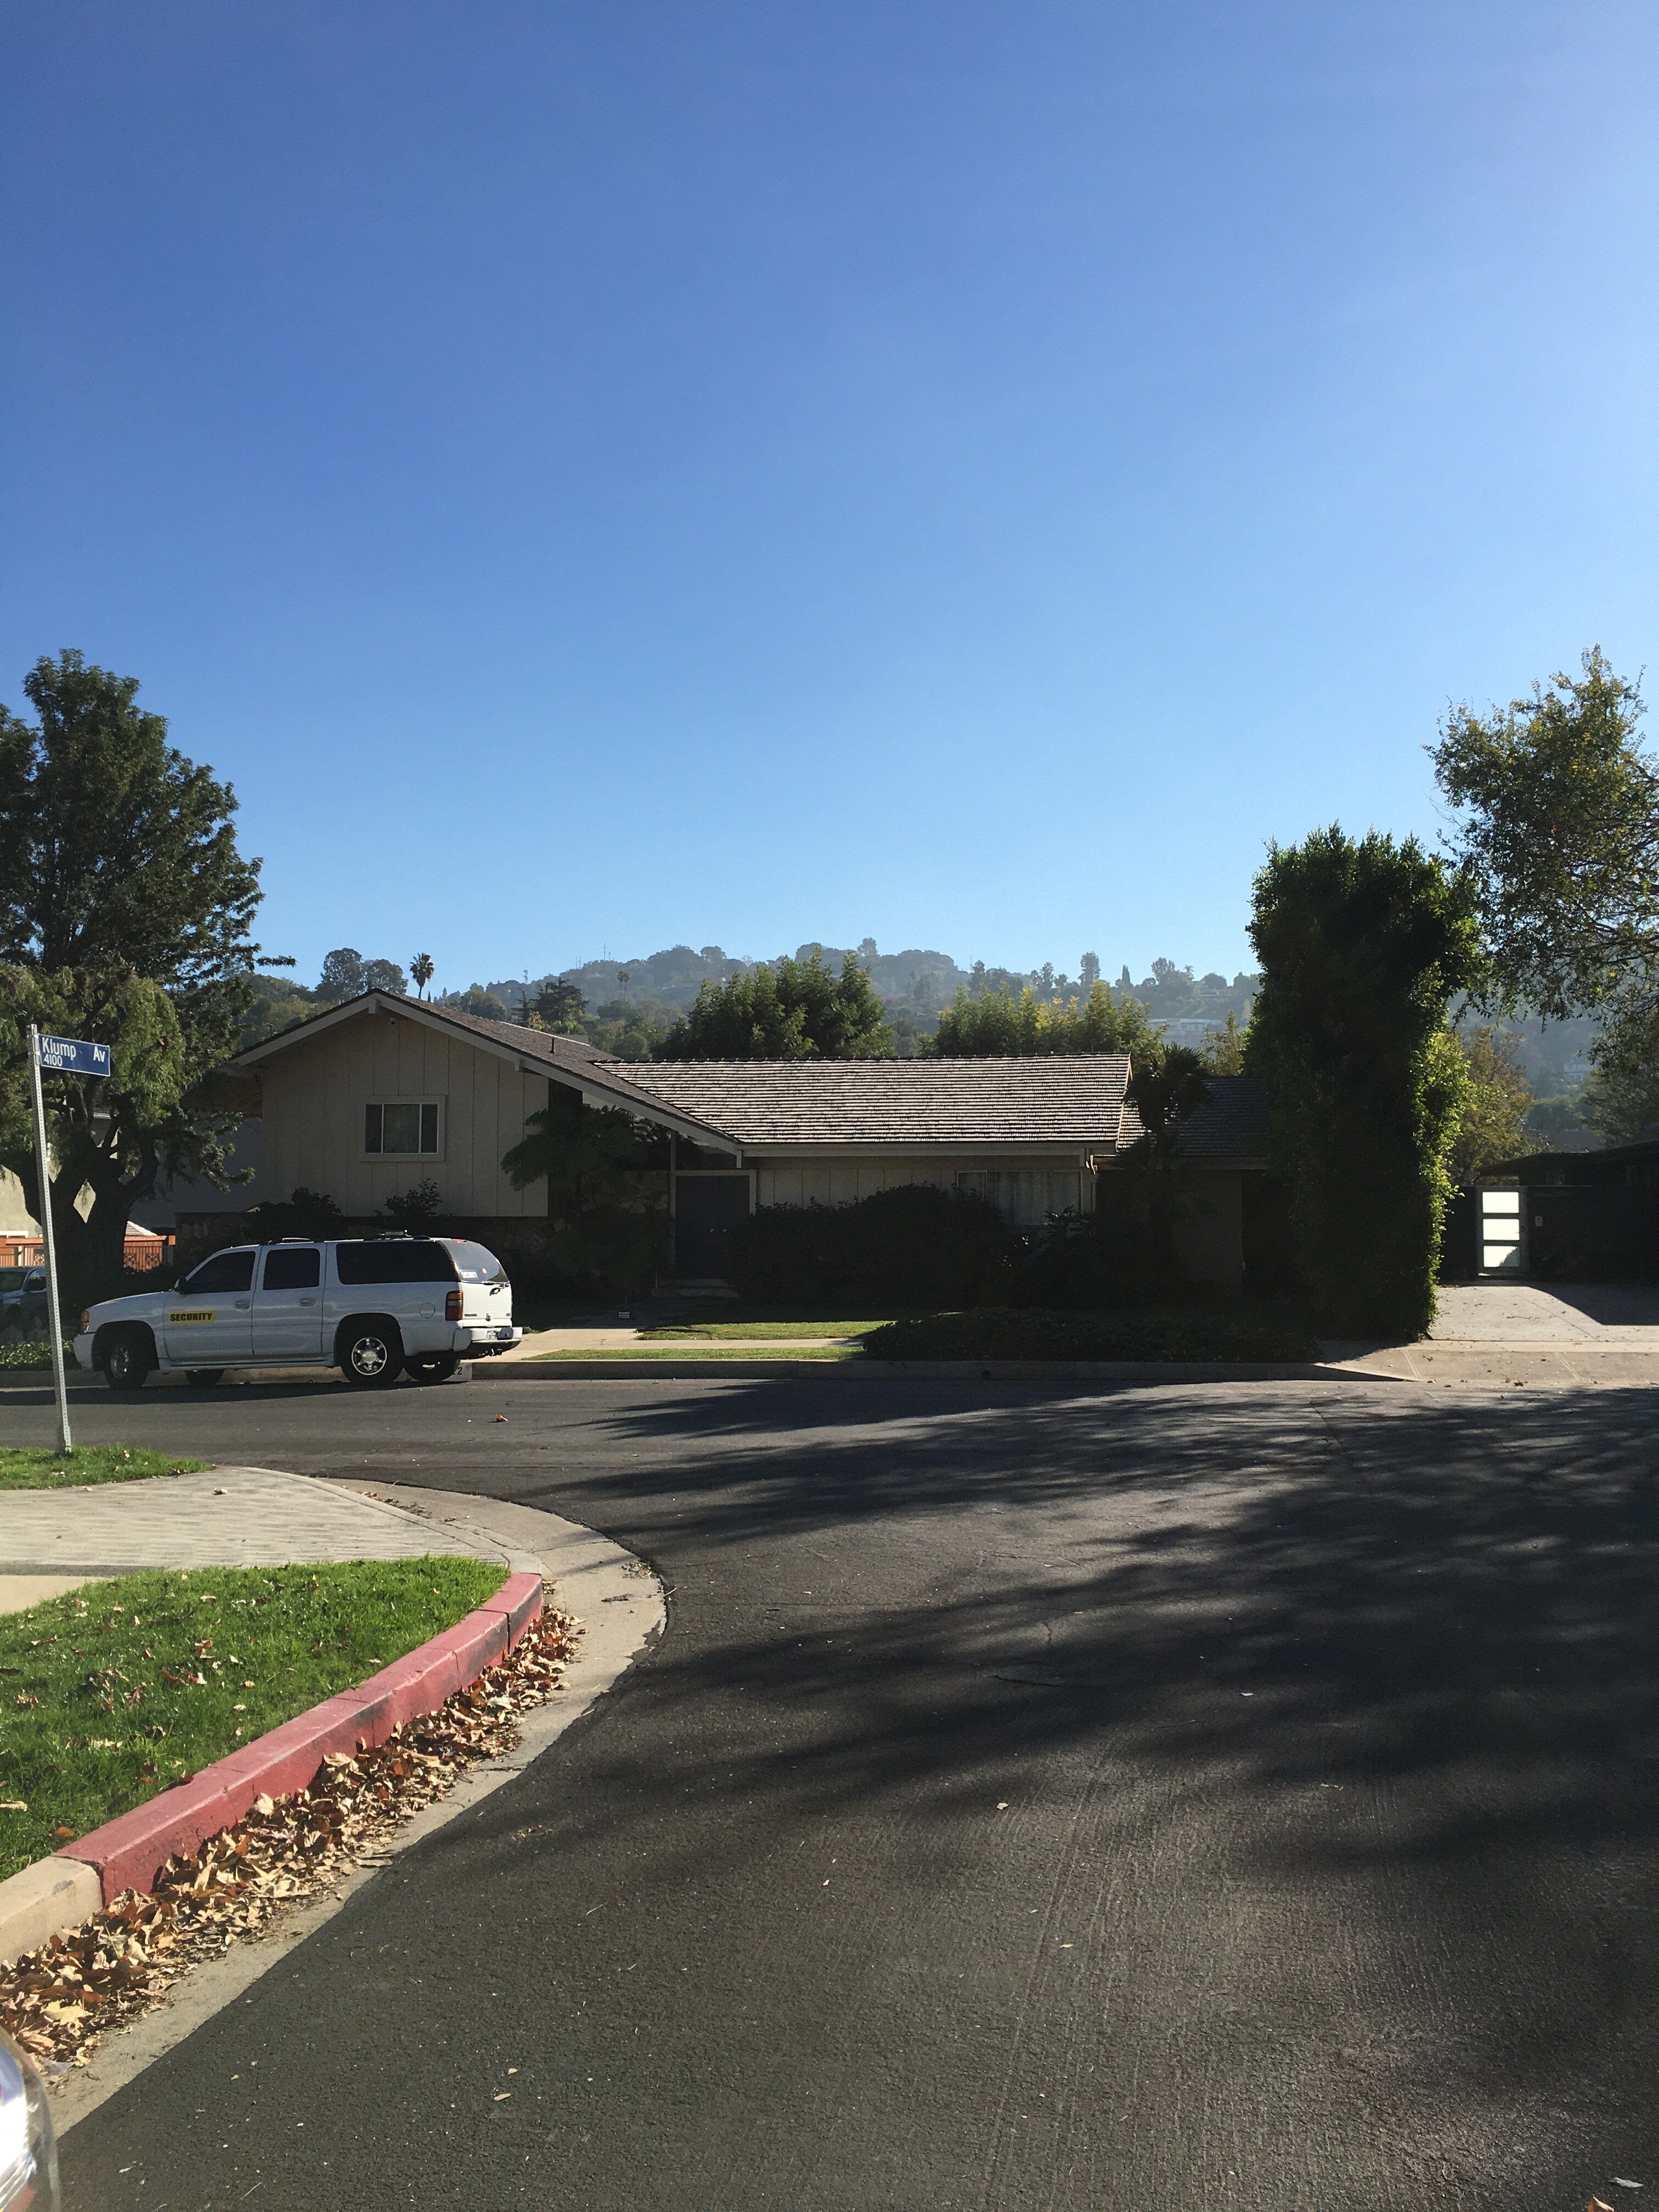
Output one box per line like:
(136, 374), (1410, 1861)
(24, 1022), (110, 1454)
(35, 1034), (111, 1077)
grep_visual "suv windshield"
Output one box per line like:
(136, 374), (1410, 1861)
(0, 1269), (32, 1291)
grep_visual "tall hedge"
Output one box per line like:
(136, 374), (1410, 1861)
(1247, 827), (1481, 1338)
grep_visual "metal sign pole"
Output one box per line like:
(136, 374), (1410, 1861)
(26, 1023), (73, 1454)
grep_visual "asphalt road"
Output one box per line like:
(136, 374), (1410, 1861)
(12, 1371), (1659, 2210)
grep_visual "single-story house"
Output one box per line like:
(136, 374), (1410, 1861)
(217, 992), (1272, 1290)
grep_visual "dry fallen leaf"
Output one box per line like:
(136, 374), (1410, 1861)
(0, 1801), (27, 1813)
(2, 1607), (580, 2081)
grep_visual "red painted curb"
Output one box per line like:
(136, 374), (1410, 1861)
(56, 1571), (543, 1904)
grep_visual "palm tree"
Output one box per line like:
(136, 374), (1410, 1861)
(410, 952), (435, 1000)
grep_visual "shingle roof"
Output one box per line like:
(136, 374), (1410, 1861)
(1116, 1074), (1271, 1159)
(615, 1056), (1133, 1147)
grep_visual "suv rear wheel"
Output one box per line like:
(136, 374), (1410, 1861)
(103, 1329), (153, 1392)
(337, 1319), (403, 1388)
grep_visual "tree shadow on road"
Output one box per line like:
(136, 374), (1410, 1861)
(481, 1381), (1659, 2191)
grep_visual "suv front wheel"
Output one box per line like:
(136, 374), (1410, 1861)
(337, 1320), (403, 1388)
(103, 1329), (154, 1392)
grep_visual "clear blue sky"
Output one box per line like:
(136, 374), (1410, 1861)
(3, 3), (1655, 992)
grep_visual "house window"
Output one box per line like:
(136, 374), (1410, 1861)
(364, 1100), (442, 1158)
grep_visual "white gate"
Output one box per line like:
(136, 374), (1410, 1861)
(1477, 1184), (1527, 1277)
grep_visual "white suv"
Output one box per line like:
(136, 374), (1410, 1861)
(75, 1236), (523, 1392)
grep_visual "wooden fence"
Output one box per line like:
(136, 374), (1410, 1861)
(0, 1235), (176, 1272)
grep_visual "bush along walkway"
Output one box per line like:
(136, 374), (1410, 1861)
(1, 1606), (579, 2076)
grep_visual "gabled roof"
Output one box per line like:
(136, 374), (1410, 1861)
(624, 1056), (1132, 1148)
(231, 992), (732, 1143)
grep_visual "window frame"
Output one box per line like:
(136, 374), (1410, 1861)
(362, 1097), (444, 1161)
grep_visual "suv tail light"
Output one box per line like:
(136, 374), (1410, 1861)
(445, 1288), (463, 1322)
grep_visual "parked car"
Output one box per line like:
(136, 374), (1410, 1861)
(74, 1235), (522, 1391)
(0, 1265), (49, 1344)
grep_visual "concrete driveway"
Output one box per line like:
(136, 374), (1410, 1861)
(16, 1369), (1657, 2211)
(1332, 1280), (1659, 1386)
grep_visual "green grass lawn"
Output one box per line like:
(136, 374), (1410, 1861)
(0, 1445), (212, 1491)
(0, 1556), (506, 1880)
(531, 1342), (862, 1362)
(863, 1306), (1319, 1363)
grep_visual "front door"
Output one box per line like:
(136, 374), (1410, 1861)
(1478, 1184), (1527, 1276)
(164, 1248), (256, 1363)
(674, 1175), (751, 1278)
(252, 1244), (325, 1359)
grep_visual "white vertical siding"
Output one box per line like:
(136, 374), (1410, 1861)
(257, 1011), (546, 1217)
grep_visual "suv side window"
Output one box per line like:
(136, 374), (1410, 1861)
(262, 1246), (321, 1290)
(183, 1251), (256, 1294)
(333, 1240), (458, 1285)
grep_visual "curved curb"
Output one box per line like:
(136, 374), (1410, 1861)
(1, 1570), (541, 1955)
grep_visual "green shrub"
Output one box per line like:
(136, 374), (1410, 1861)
(245, 1186), (345, 1240)
(726, 1186), (1011, 1307)
(549, 1206), (669, 1297)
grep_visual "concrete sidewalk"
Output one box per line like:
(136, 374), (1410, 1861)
(0, 1464), (519, 1614)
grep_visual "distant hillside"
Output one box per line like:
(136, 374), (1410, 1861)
(477, 941), (1263, 1040)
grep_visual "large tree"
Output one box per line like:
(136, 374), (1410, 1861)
(1247, 826), (1481, 1337)
(1434, 648), (1659, 1147)
(655, 952), (893, 1060)
(1433, 648), (1655, 1018)
(0, 651), (264, 1296)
